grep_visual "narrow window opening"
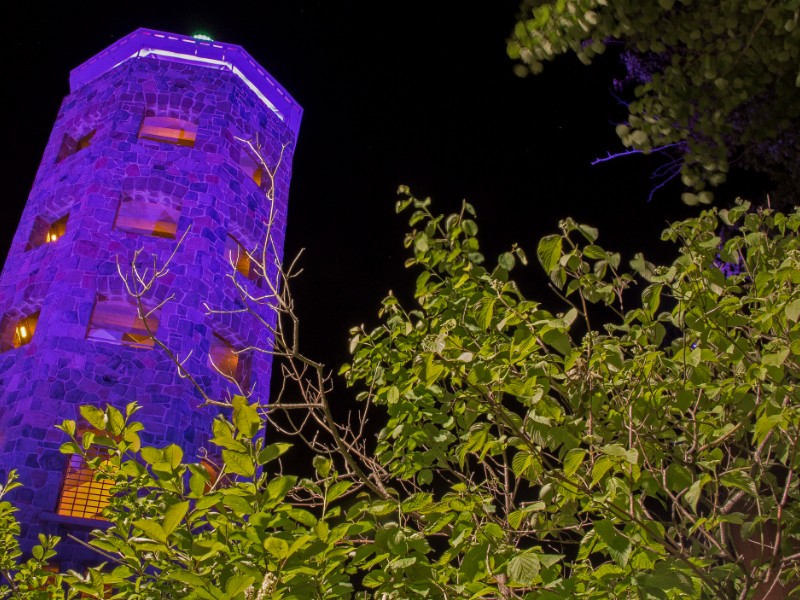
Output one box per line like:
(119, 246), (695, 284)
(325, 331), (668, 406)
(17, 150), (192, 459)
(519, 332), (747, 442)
(225, 235), (258, 281)
(201, 459), (221, 493)
(252, 168), (264, 187)
(56, 130), (95, 163)
(47, 214), (68, 243)
(209, 333), (248, 384)
(114, 198), (179, 238)
(139, 116), (197, 147)
(13, 311), (39, 349)
(87, 298), (159, 348)
(56, 445), (113, 520)
(28, 214), (69, 250)
(239, 151), (264, 187)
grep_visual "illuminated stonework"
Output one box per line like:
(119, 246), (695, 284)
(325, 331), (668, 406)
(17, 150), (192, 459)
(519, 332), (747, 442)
(0, 29), (301, 568)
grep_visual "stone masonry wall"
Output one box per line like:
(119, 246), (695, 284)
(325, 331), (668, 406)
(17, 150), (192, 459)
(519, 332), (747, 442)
(0, 54), (295, 568)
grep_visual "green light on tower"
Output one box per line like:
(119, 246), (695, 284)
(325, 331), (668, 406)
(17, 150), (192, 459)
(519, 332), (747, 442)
(193, 33), (213, 41)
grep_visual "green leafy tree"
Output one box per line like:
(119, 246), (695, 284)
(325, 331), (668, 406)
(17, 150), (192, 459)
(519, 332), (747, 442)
(1, 189), (800, 598)
(0, 472), (64, 599)
(508, 0), (800, 204)
(342, 190), (800, 598)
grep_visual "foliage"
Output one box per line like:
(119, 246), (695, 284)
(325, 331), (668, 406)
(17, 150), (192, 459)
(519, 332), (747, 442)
(344, 189), (800, 597)
(0, 472), (64, 599)
(2, 189), (800, 598)
(48, 400), (359, 599)
(507, 0), (800, 203)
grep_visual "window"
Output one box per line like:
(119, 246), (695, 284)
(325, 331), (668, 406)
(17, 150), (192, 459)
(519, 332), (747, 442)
(56, 130), (95, 163)
(87, 299), (158, 348)
(13, 311), (39, 349)
(56, 449), (113, 520)
(239, 151), (264, 187)
(28, 214), (68, 249)
(225, 235), (259, 280)
(209, 333), (247, 382)
(114, 198), (179, 238)
(139, 116), (197, 147)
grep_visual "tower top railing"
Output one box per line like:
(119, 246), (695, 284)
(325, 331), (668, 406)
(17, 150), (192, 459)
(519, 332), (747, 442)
(70, 28), (303, 135)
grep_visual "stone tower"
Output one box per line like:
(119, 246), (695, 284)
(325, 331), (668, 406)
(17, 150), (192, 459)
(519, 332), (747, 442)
(0, 29), (301, 568)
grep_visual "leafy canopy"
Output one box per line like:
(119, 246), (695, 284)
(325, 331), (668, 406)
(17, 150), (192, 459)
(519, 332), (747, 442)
(1, 190), (799, 598)
(508, 0), (800, 203)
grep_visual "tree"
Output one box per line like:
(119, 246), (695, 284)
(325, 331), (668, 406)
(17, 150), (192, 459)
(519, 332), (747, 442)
(507, 0), (800, 204)
(2, 187), (799, 598)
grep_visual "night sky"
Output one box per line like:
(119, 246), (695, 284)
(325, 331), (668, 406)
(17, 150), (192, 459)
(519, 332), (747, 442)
(5, 2), (703, 380)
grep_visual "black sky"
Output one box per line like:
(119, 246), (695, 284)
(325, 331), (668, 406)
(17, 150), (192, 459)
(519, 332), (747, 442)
(5, 2), (697, 374)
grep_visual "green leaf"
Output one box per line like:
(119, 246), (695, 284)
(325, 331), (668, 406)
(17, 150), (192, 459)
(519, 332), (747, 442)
(168, 570), (208, 587)
(754, 413), (783, 445)
(326, 480), (352, 503)
(222, 449), (255, 477)
(537, 235), (563, 273)
(665, 464), (692, 492)
(106, 406), (125, 436)
(685, 474), (710, 513)
(542, 329), (571, 355)
(266, 476), (297, 505)
(188, 465), (208, 497)
(163, 444), (183, 469)
(162, 501), (189, 536)
(133, 519), (167, 544)
(263, 536), (289, 559)
(577, 223), (599, 242)
(591, 456), (615, 487)
(786, 299), (800, 323)
(232, 395), (261, 438)
(140, 447), (163, 465)
(257, 442), (291, 465)
(563, 448), (586, 478)
(498, 252), (516, 271)
(285, 508), (317, 526)
(225, 575), (255, 597)
(80, 405), (106, 431)
(594, 520), (632, 566)
(507, 552), (541, 584)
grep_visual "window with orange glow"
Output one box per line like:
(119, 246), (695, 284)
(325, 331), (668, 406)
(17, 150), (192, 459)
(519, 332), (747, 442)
(27, 213), (69, 249)
(139, 116), (197, 147)
(56, 130), (95, 163)
(200, 459), (221, 493)
(225, 235), (259, 281)
(114, 198), (179, 238)
(87, 299), (158, 348)
(56, 449), (113, 520)
(13, 311), (39, 349)
(209, 334), (247, 382)
(239, 151), (264, 187)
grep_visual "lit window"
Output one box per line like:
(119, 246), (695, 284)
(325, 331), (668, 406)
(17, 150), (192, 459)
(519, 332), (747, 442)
(13, 312), (39, 349)
(225, 235), (258, 280)
(56, 448), (113, 520)
(201, 459), (220, 493)
(239, 151), (264, 187)
(139, 116), (197, 147)
(87, 299), (158, 348)
(209, 334), (246, 381)
(27, 214), (69, 249)
(114, 198), (179, 238)
(56, 130), (95, 163)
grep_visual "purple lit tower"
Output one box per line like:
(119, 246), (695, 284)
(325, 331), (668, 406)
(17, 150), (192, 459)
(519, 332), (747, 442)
(0, 29), (301, 567)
